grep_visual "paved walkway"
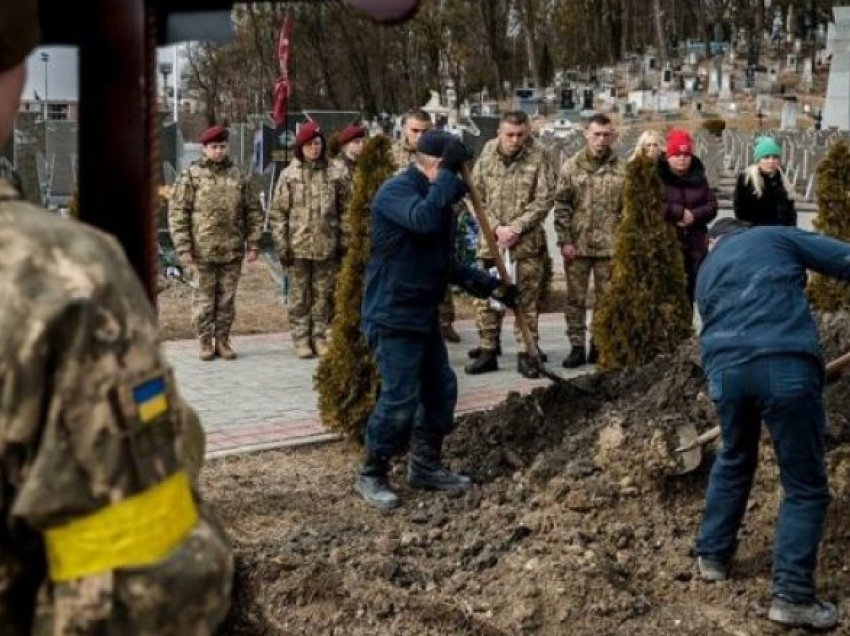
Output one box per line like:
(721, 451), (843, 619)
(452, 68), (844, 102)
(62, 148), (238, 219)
(164, 313), (592, 458)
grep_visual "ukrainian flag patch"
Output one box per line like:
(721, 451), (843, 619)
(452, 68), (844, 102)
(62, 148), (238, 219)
(133, 376), (169, 423)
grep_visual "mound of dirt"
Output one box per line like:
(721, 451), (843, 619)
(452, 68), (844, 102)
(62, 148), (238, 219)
(204, 313), (850, 635)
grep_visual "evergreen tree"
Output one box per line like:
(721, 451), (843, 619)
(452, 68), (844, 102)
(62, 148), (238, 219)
(808, 140), (850, 311)
(593, 156), (692, 371)
(315, 136), (394, 440)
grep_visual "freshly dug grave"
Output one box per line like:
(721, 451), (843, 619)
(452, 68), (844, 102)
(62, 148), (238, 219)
(204, 314), (850, 635)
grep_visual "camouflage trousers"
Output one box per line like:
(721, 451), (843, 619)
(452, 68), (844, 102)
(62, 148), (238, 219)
(564, 256), (612, 348)
(474, 257), (546, 353)
(288, 258), (338, 344)
(439, 287), (455, 327)
(192, 259), (242, 339)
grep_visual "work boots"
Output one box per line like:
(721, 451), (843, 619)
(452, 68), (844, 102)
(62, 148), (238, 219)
(294, 340), (314, 359)
(356, 455), (400, 510)
(464, 349), (498, 375)
(198, 335), (215, 361)
(562, 346), (586, 368)
(517, 353), (540, 379)
(215, 335), (237, 360)
(408, 434), (472, 492)
(440, 323), (461, 343)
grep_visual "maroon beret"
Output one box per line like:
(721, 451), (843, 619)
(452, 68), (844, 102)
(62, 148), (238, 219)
(295, 121), (321, 148)
(200, 124), (229, 145)
(339, 124), (366, 146)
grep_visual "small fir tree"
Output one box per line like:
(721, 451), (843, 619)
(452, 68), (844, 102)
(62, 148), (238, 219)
(593, 156), (692, 371)
(808, 140), (850, 310)
(315, 136), (394, 440)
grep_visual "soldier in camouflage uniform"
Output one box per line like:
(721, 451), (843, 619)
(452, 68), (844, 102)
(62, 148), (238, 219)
(392, 109), (461, 343)
(169, 125), (263, 361)
(554, 113), (625, 368)
(269, 121), (348, 359)
(0, 4), (233, 631)
(464, 111), (555, 378)
(333, 123), (367, 182)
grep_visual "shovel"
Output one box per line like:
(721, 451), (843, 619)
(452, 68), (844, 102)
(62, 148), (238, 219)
(674, 348), (850, 473)
(460, 165), (566, 384)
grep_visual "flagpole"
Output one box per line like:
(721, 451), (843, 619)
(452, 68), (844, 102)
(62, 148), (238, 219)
(172, 45), (179, 123)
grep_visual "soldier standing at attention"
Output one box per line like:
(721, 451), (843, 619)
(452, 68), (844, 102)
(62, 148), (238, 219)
(169, 125), (263, 361)
(334, 122), (367, 181)
(392, 109), (462, 343)
(464, 110), (555, 378)
(0, 2), (233, 631)
(269, 121), (348, 359)
(554, 113), (625, 368)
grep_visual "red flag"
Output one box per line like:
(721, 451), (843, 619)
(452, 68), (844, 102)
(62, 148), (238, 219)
(272, 16), (293, 127)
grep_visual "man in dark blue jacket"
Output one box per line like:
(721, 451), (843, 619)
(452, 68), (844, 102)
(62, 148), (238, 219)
(358, 130), (518, 510)
(695, 217), (850, 630)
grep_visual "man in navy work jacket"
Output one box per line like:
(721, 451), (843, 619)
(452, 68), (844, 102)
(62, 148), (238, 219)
(694, 217), (850, 630)
(359, 130), (518, 510)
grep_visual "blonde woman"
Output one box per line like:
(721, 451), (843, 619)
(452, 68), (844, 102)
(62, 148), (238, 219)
(631, 129), (664, 162)
(733, 136), (796, 227)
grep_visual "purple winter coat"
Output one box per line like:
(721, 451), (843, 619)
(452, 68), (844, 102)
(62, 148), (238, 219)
(657, 156), (717, 298)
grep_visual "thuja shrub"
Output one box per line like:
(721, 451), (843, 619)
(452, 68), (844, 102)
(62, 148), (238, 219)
(808, 140), (850, 311)
(315, 135), (394, 440)
(593, 156), (692, 371)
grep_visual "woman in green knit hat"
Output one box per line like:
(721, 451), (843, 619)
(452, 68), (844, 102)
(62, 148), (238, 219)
(733, 136), (797, 226)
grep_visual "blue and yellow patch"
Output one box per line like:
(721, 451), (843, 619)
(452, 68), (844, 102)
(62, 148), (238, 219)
(132, 376), (169, 423)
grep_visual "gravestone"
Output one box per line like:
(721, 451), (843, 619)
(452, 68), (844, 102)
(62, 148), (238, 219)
(560, 88), (575, 110)
(582, 89), (594, 110)
(719, 70), (733, 100)
(823, 7), (850, 130)
(781, 97), (799, 130)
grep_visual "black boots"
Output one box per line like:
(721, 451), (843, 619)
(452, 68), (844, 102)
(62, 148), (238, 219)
(468, 343), (502, 358)
(464, 349), (498, 375)
(356, 455), (400, 510)
(562, 345), (585, 368)
(587, 344), (599, 364)
(517, 353), (540, 378)
(408, 435), (472, 492)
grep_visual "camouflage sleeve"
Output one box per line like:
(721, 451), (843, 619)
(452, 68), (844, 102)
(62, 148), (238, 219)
(268, 173), (291, 256)
(338, 173), (352, 253)
(471, 158), (497, 234)
(168, 170), (194, 255)
(242, 177), (264, 251)
(512, 152), (555, 235)
(553, 161), (575, 246)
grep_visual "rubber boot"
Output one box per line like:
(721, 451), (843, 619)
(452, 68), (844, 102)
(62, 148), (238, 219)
(468, 343), (501, 359)
(464, 349), (498, 375)
(215, 334), (237, 360)
(356, 455), (400, 510)
(517, 352), (540, 379)
(408, 434), (472, 492)
(562, 345), (585, 368)
(199, 335), (215, 361)
(440, 323), (461, 343)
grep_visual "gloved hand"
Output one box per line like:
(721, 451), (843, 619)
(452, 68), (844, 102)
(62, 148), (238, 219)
(441, 139), (473, 173)
(490, 282), (519, 309)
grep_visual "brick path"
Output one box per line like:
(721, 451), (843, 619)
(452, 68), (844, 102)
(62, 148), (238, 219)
(164, 313), (592, 458)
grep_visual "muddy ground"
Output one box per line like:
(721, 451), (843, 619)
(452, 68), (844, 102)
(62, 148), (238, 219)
(201, 314), (850, 635)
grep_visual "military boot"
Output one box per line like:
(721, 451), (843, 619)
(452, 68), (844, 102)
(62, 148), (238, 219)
(464, 349), (498, 375)
(408, 434), (472, 492)
(440, 323), (461, 343)
(313, 338), (329, 357)
(468, 343), (501, 359)
(294, 340), (314, 359)
(562, 346), (585, 368)
(215, 335), (237, 360)
(198, 335), (215, 361)
(356, 455), (400, 510)
(517, 353), (540, 379)
(587, 343), (599, 365)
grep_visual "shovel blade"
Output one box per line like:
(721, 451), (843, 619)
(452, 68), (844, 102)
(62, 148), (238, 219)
(675, 422), (703, 474)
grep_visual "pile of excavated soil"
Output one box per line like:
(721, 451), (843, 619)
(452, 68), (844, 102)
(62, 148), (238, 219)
(204, 313), (850, 635)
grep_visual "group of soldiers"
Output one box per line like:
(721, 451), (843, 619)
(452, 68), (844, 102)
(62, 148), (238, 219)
(168, 109), (628, 380)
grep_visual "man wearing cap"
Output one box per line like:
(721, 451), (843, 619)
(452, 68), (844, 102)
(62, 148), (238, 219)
(392, 108), (463, 343)
(357, 130), (519, 510)
(0, 2), (233, 632)
(465, 110), (555, 379)
(269, 120), (348, 359)
(554, 113), (625, 368)
(169, 124), (263, 361)
(694, 218), (849, 630)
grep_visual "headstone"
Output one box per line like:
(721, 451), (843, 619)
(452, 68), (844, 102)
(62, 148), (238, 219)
(781, 97), (799, 130)
(823, 7), (850, 130)
(560, 88), (575, 110)
(582, 88), (594, 110)
(720, 70), (733, 100)
(801, 58), (813, 91)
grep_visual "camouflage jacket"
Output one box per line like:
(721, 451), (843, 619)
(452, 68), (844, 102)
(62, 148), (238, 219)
(553, 148), (625, 258)
(269, 157), (348, 261)
(472, 138), (555, 259)
(168, 158), (263, 264)
(391, 139), (417, 174)
(0, 179), (233, 635)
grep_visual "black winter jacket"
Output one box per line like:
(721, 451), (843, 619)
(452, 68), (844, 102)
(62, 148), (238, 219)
(733, 170), (796, 227)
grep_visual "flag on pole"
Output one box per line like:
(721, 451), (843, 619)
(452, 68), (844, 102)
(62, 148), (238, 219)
(272, 16), (293, 128)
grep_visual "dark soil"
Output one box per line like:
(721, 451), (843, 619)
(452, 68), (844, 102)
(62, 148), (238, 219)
(202, 313), (850, 635)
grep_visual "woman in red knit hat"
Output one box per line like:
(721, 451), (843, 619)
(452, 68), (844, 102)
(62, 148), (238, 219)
(657, 128), (718, 301)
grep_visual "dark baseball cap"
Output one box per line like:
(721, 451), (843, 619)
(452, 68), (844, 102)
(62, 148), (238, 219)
(0, 0), (39, 73)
